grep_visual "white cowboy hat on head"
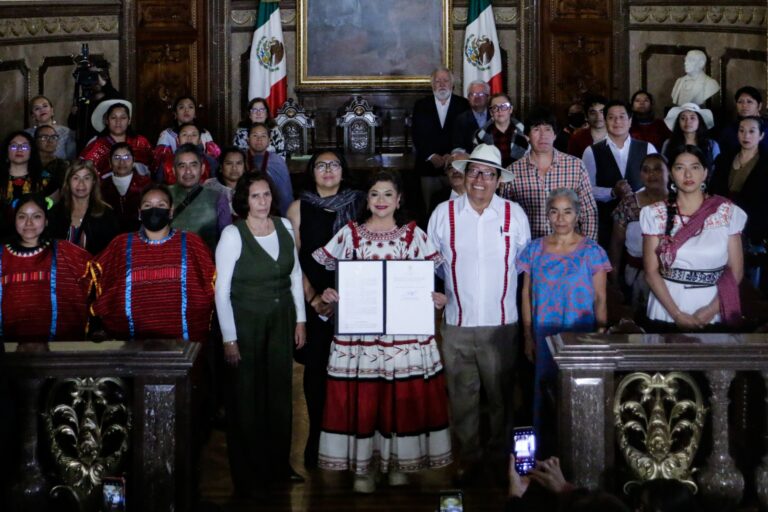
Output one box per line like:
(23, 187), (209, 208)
(664, 103), (714, 132)
(91, 99), (133, 133)
(451, 144), (514, 182)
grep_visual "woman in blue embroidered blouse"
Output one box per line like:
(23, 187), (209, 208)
(517, 187), (611, 455)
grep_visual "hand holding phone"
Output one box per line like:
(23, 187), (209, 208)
(512, 426), (536, 476)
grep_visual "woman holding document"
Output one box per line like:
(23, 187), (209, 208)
(312, 170), (451, 493)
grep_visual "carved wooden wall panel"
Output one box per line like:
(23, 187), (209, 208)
(138, 0), (195, 29)
(540, 0), (614, 119)
(134, 0), (208, 143)
(136, 43), (196, 141)
(551, 34), (610, 110)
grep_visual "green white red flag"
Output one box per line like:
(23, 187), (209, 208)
(462, 0), (503, 96)
(248, 0), (287, 114)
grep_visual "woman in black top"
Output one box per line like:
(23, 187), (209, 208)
(286, 150), (363, 468)
(49, 159), (119, 254)
(710, 116), (768, 292)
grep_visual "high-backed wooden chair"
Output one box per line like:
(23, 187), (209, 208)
(336, 96), (381, 155)
(275, 98), (315, 156)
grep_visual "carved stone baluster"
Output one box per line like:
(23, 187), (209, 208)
(755, 370), (768, 508)
(698, 369), (744, 508)
(9, 377), (49, 511)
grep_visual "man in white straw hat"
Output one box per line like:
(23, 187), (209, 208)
(428, 143), (530, 485)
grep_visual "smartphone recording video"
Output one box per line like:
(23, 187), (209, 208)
(513, 426), (536, 475)
(102, 477), (126, 512)
(439, 490), (464, 512)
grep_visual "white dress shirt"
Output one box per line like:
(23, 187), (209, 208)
(428, 194), (531, 327)
(434, 96), (451, 128)
(582, 136), (657, 202)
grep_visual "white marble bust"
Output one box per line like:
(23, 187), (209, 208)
(670, 50), (720, 106)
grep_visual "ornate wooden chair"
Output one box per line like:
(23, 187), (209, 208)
(336, 96), (381, 155)
(275, 98), (315, 156)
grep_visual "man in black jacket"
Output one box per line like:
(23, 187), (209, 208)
(411, 67), (470, 219)
(452, 80), (491, 155)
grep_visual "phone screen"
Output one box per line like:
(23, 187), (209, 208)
(439, 490), (463, 512)
(513, 427), (536, 475)
(102, 478), (126, 512)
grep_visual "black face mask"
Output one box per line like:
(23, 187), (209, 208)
(568, 113), (586, 128)
(140, 208), (171, 232)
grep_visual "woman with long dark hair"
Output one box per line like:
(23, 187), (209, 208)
(232, 97), (286, 159)
(710, 115), (768, 292)
(285, 150), (364, 468)
(79, 100), (153, 177)
(49, 159), (119, 254)
(153, 95), (221, 178)
(203, 147), (246, 216)
(0, 130), (53, 201)
(641, 145), (745, 330)
(0, 194), (91, 342)
(661, 103), (719, 172)
(313, 170), (451, 493)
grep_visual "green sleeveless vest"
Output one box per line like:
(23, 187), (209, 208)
(170, 184), (220, 250)
(231, 218), (294, 311)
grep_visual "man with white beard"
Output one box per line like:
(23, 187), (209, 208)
(412, 67), (470, 219)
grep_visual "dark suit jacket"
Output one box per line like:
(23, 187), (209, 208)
(412, 94), (470, 176)
(452, 109), (487, 154)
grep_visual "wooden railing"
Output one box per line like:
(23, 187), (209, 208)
(0, 340), (201, 512)
(550, 332), (768, 510)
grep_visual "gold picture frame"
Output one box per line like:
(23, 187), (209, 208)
(296, 0), (452, 88)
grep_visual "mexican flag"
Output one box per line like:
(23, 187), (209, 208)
(248, 0), (288, 114)
(462, 0), (503, 96)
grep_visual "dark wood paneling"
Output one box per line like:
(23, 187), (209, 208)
(540, 0), (615, 117)
(134, 0), (209, 142)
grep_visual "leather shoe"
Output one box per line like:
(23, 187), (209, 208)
(285, 468), (305, 483)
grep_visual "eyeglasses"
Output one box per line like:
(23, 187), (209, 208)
(9, 143), (31, 152)
(36, 135), (59, 142)
(490, 103), (512, 113)
(250, 107), (267, 114)
(466, 168), (498, 180)
(469, 92), (488, 98)
(112, 154), (133, 161)
(314, 161), (342, 173)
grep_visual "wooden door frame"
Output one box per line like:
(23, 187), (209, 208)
(120, 0), (229, 142)
(519, 0), (629, 113)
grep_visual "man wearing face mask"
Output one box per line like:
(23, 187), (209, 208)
(92, 183), (216, 343)
(168, 143), (232, 251)
(554, 102), (587, 153)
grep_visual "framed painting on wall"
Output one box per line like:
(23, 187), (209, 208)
(296, 0), (452, 88)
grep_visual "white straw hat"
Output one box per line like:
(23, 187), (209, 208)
(91, 99), (133, 133)
(451, 144), (514, 182)
(664, 103), (714, 132)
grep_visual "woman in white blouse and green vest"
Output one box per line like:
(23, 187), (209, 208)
(214, 172), (306, 495)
